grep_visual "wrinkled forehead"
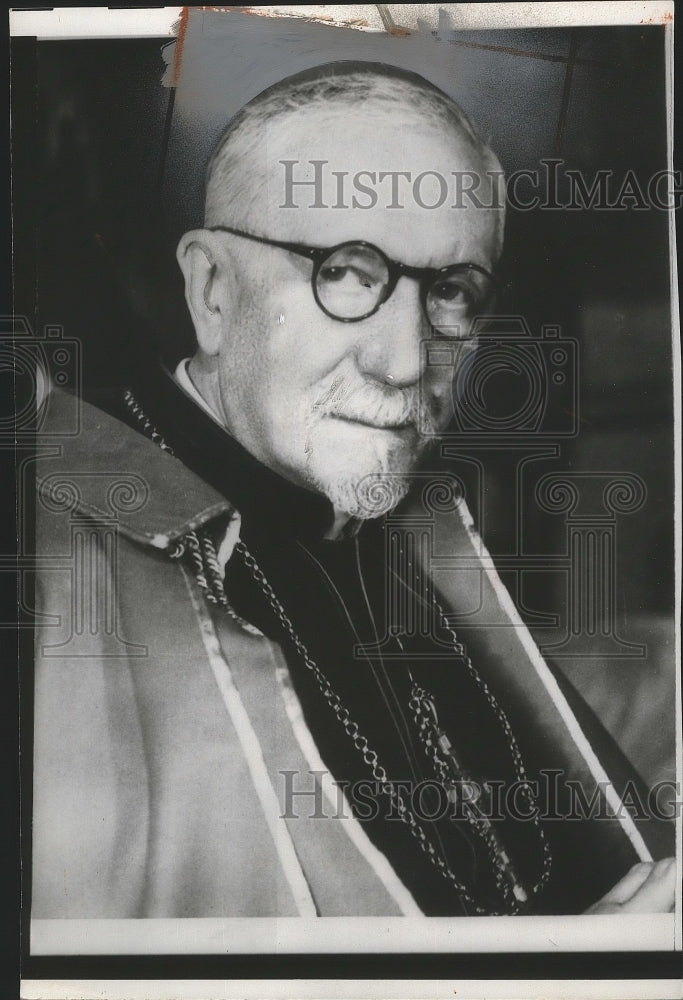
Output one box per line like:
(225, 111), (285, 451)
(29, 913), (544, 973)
(238, 105), (504, 267)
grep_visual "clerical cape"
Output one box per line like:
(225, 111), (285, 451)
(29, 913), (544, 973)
(30, 376), (673, 920)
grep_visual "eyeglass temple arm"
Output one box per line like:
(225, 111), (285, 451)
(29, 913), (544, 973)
(207, 225), (324, 261)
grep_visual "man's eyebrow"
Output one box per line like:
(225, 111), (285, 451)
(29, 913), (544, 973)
(340, 245), (382, 263)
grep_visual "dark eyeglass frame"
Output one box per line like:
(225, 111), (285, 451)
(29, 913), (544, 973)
(207, 224), (498, 325)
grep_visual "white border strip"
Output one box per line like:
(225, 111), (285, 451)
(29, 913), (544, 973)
(28, 912), (676, 956)
(19, 979), (683, 1000)
(181, 566), (317, 917)
(17, 978), (683, 1000)
(9, 2), (675, 38)
(274, 663), (423, 916)
(9, 7), (183, 39)
(455, 500), (654, 862)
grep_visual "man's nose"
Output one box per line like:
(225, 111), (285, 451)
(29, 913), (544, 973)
(354, 276), (430, 388)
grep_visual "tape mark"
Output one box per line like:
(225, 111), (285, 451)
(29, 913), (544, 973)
(169, 6), (189, 88)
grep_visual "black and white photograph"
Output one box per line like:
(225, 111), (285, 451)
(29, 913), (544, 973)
(10, 3), (681, 998)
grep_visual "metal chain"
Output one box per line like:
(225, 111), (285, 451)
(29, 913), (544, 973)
(236, 538), (515, 915)
(123, 390), (262, 636)
(429, 596), (553, 897)
(123, 388), (549, 914)
(410, 682), (525, 906)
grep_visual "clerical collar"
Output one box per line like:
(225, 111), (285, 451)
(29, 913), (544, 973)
(132, 358), (362, 545)
(173, 358), (225, 426)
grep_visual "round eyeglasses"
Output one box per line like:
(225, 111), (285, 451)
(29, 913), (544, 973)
(208, 225), (497, 336)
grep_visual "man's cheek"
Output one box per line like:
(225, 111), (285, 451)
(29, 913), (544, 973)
(419, 378), (453, 432)
(273, 392), (320, 461)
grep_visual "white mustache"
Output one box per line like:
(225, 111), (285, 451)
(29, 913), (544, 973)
(313, 376), (440, 434)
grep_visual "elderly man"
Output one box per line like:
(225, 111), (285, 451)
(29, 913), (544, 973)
(32, 61), (674, 920)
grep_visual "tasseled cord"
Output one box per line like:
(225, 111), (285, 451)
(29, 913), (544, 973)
(124, 389), (262, 636)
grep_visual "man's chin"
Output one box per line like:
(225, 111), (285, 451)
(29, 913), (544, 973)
(302, 418), (439, 518)
(306, 456), (425, 520)
(325, 473), (411, 520)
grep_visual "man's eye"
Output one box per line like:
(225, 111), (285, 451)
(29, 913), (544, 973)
(432, 280), (473, 306)
(319, 265), (348, 283)
(320, 265), (376, 289)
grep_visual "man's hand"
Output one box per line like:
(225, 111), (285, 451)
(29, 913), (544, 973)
(585, 857), (676, 914)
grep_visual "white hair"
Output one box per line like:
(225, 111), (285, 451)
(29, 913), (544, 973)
(204, 61), (505, 258)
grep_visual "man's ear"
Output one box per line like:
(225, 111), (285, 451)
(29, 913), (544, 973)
(176, 229), (226, 356)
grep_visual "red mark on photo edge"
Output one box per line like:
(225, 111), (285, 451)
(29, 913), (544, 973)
(640, 10), (673, 22)
(171, 6), (189, 88)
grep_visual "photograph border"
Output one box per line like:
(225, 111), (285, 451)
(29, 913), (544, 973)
(9, 4), (682, 997)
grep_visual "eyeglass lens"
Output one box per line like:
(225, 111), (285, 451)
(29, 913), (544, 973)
(315, 243), (492, 332)
(316, 245), (388, 318)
